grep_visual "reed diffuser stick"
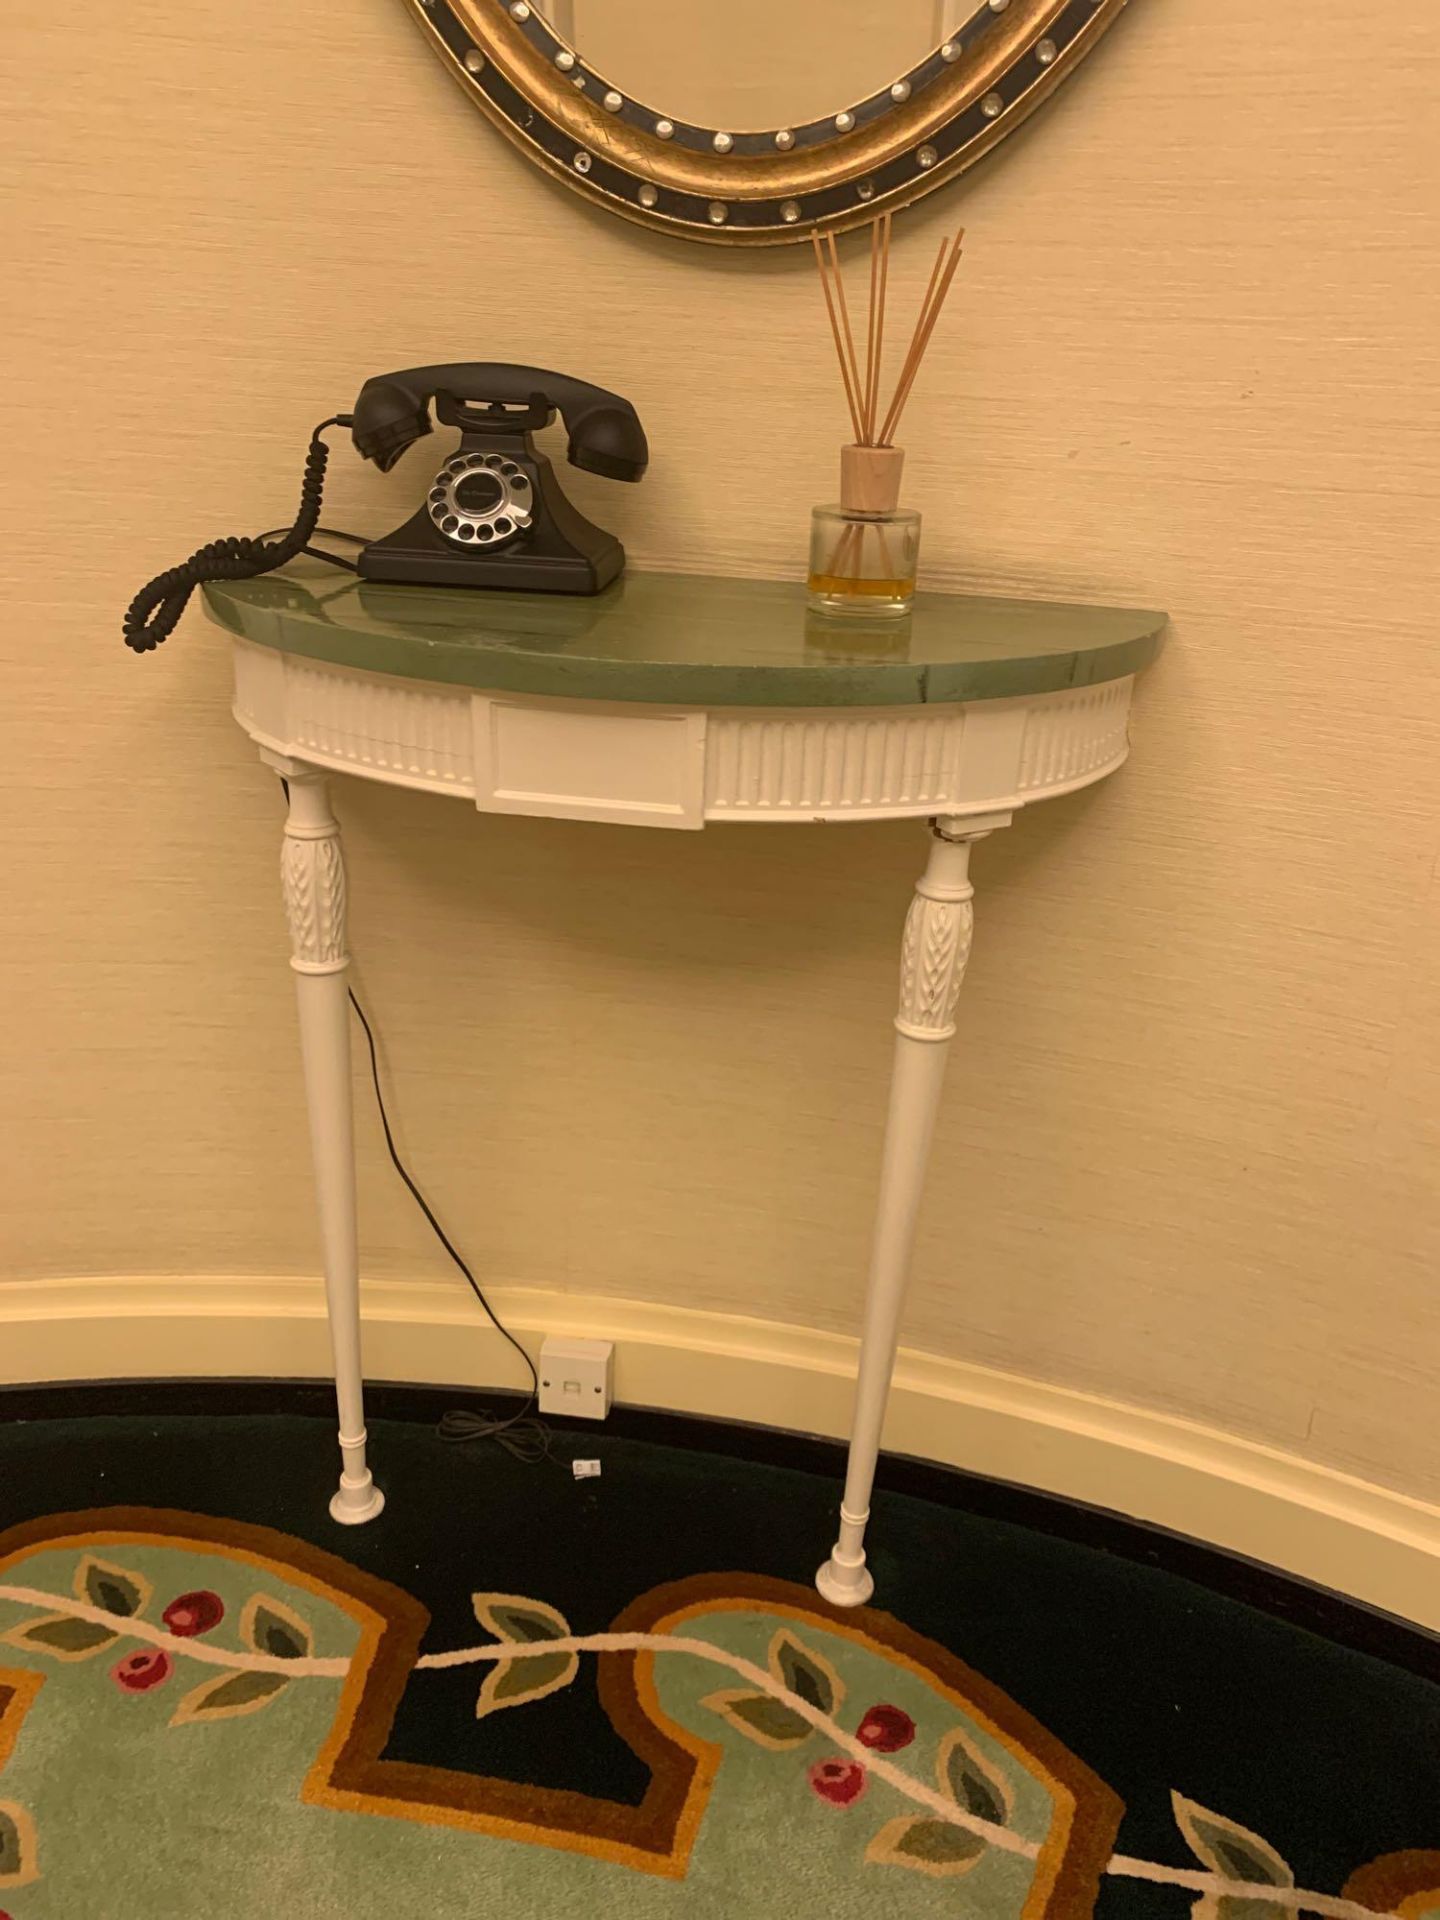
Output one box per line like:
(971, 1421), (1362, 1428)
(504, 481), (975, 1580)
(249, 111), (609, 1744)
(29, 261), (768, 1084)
(862, 213), (893, 445)
(863, 221), (880, 444)
(811, 233), (864, 442)
(880, 227), (964, 446)
(879, 238), (946, 446)
(811, 218), (966, 453)
(826, 233), (866, 435)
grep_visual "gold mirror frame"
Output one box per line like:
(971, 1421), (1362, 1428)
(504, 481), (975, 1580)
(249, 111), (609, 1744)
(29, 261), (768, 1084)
(404, 0), (1133, 246)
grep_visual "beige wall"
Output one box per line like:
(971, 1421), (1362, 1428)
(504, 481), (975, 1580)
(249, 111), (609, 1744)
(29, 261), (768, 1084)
(4, 1), (1438, 1501)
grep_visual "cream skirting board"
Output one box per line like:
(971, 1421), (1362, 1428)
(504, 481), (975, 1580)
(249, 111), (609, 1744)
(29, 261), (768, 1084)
(2, 1274), (1436, 1634)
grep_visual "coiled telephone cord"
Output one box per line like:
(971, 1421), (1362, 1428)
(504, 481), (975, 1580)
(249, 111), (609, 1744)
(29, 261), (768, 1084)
(122, 415), (353, 653)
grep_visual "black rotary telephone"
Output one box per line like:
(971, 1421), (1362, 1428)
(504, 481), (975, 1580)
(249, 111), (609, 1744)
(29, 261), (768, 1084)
(124, 364), (649, 652)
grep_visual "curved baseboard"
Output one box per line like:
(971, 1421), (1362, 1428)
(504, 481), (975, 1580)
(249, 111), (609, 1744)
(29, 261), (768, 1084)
(3, 1273), (1437, 1632)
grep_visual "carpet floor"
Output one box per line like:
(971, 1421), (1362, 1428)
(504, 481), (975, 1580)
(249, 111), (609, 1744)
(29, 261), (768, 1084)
(0, 1385), (1435, 1919)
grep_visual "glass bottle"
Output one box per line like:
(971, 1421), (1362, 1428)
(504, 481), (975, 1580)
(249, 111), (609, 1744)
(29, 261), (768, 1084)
(807, 504), (920, 617)
(807, 444), (919, 619)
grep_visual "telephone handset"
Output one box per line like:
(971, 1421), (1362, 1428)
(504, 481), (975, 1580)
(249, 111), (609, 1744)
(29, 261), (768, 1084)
(124, 364), (648, 652)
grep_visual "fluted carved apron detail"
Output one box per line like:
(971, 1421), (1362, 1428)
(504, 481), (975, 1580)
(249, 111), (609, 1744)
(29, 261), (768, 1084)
(282, 833), (347, 974)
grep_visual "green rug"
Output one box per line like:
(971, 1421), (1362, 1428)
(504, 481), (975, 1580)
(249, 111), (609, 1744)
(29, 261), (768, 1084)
(0, 1390), (1435, 1919)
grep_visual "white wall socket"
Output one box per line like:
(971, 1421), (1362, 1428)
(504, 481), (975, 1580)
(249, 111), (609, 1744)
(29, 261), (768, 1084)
(537, 1336), (614, 1420)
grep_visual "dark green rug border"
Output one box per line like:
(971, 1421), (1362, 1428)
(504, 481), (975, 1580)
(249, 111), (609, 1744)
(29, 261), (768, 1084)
(1, 1375), (1435, 1682)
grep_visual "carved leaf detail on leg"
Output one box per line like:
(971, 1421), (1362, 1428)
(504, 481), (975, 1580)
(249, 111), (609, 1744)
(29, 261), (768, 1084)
(281, 835), (346, 968)
(897, 895), (973, 1036)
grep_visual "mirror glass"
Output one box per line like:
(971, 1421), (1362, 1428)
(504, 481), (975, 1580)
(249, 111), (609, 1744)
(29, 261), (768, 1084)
(548, 0), (967, 130)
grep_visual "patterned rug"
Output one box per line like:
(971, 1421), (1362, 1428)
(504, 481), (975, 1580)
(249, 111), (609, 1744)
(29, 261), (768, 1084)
(0, 1389), (1435, 1918)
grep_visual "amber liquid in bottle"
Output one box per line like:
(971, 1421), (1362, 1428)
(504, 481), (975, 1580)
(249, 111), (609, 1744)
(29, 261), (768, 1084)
(807, 504), (920, 618)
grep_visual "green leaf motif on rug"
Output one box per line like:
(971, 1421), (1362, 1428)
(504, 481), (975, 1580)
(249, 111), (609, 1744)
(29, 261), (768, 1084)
(1173, 1791), (1294, 1920)
(171, 1669), (290, 1727)
(702, 1689), (812, 1749)
(0, 1556), (151, 1666)
(865, 1714), (1014, 1880)
(480, 1602), (567, 1644)
(700, 1632), (845, 1750)
(867, 1814), (988, 1877)
(472, 1593), (579, 1718)
(486, 1653), (575, 1704)
(1, 1613), (118, 1660)
(241, 1594), (313, 1662)
(940, 1726), (1013, 1829)
(75, 1557), (151, 1620)
(0, 1800), (39, 1890)
(770, 1630), (843, 1717)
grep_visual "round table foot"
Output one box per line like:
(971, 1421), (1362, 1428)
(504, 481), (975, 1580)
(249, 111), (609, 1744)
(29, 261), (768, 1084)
(816, 1556), (874, 1608)
(330, 1483), (386, 1526)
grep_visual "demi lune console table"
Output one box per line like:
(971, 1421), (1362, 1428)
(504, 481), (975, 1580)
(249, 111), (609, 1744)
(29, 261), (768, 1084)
(204, 564), (1165, 1607)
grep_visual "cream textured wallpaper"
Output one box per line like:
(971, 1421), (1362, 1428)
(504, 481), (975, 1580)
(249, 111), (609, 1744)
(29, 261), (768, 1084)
(3, 1), (1437, 1500)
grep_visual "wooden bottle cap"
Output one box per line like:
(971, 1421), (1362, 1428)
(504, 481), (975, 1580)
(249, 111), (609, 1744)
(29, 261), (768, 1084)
(840, 444), (904, 515)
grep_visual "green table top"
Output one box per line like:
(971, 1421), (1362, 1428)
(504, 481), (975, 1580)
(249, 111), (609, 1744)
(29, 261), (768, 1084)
(203, 565), (1165, 709)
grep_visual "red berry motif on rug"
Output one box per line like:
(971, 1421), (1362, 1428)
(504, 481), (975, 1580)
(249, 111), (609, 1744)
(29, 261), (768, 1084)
(856, 1703), (915, 1752)
(163, 1590), (225, 1637)
(808, 1758), (867, 1807)
(112, 1648), (172, 1693)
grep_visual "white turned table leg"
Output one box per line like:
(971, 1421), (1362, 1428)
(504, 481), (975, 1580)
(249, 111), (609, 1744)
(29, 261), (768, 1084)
(279, 767), (385, 1526)
(817, 815), (990, 1607)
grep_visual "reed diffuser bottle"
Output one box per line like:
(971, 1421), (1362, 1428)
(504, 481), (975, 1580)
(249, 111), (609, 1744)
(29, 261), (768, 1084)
(806, 216), (965, 618)
(808, 445), (919, 618)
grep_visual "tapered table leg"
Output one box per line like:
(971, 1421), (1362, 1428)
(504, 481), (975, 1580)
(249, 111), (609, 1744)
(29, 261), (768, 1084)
(817, 816), (990, 1606)
(278, 765), (385, 1526)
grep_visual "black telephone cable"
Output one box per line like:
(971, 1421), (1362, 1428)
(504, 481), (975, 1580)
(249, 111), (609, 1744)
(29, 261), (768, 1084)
(123, 415), (353, 653)
(348, 982), (561, 1465)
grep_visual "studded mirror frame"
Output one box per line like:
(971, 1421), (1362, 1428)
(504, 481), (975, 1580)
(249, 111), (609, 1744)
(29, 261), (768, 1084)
(404, 0), (1134, 246)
